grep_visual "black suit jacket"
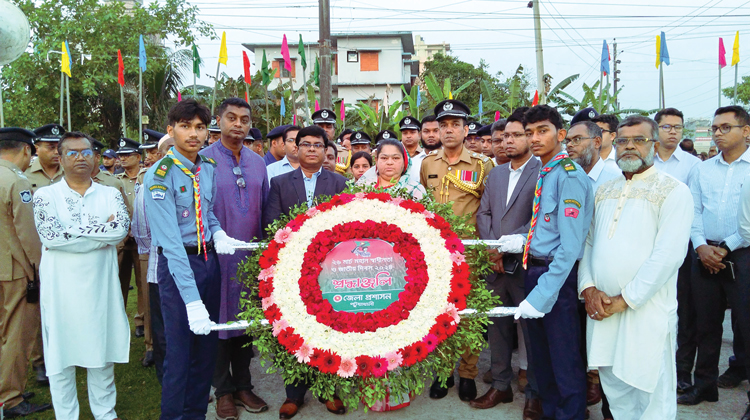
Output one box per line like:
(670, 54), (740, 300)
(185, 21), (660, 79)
(263, 167), (348, 229)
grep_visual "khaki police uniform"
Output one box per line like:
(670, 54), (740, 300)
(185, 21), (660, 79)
(116, 169), (145, 329)
(0, 160), (42, 409)
(24, 159), (63, 194)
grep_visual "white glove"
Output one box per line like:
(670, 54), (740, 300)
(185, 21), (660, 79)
(514, 299), (545, 320)
(186, 300), (214, 335)
(498, 234), (526, 254)
(213, 230), (249, 255)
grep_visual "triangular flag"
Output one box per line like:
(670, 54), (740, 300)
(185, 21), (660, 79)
(532, 90), (539, 106)
(281, 34), (292, 73)
(298, 34), (307, 71)
(261, 50), (272, 86)
(242, 51), (252, 85)
(732, 31), (741, 66)
(218, 32), (228, 65)
(601, 40), (610, 75)
(340, 99), (345, 121)
(494, 111), (501, 122)
(660, 31), (670, 66)
(178, 91), (182, 101)
(280, 97), (286, 117)
(448, 91), (453, 100)
(293, 115), (297, 125)
(720, 38), (727, 69)
(313, 56), (320, 87)
(315, 100), (320, 111)
(192, 44), (201, 77)
(655, 35), (661, 69)
(117, 49), (124, 87)
(139, 35), (147, 72)
(61, 41), (71, 77)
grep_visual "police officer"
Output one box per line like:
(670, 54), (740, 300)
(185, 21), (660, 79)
(142, 129), (165, 169)
(514, 105), (592, 420)
(143, 99), (246, 418)
(91, 137), (127, 196)
(208, 116), (222, 145)
(312, 108), (337, 141)
(0, 128), (52, 417)
(465, 121), (482, 153)
(25, 124), (65, 193)
(350, 131), (372, 154)
(374, 129), (398, 146)
(399, 116), (426, 181)
(420, 99), (494, 402)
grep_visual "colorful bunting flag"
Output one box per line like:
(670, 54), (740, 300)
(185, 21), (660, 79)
(478, 94), (483, 117)
(280, 97), (286, 117)
(655, 34), (661, 69)
(315, 100), (320, 112)
(117, 49), (124, 86)
(601, 40), (610, 75)
(494, 111), (501, 122)
(298, 34), (307, 71)
(64, 40), (73, 71)
(242, 51), (252, 85)
(660, 31), (670, 67)
(313, 56), (320, 87)
(732, 31), (741, 66)
(178, 92), (182, 101)
(720, 38), (727, 69)
(340, 99), (345, 121)
(261, 50), (272, 86)
(281, 34), (292, 73)
(218, 31), (228, 65)
(532, 90), (539, 106)
(416, 85), (421, 108)
(139, 35), (147, 72)
(192, 44), (201, 77)
(61, 41), (71, 77)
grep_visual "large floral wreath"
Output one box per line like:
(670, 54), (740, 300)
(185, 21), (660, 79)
(237, 185), (499, 411)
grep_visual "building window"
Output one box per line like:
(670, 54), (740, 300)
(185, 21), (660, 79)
(272, 59), (296, 78)
(359, 99), (379, 113)
(360, 51), (379, 72)
(347, 51), (359, 62)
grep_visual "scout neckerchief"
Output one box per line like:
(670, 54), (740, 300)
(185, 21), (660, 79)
(167, 150), (207, 260)
(522, 152), (569, 269)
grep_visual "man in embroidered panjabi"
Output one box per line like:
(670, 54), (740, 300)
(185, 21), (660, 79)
(578, 115), (693, 420)
(32, 132), (131, 420)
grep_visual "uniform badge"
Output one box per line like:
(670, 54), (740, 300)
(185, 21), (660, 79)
(144, 133), (150, 141)
(564, 208), (579, 218)
(182, 209), (190, 218)
(52, 126), (60, 135)
(321, 110), (329, 118)
(195, 175), (200, 183)
(151, 190), (165, 200)
(180, 186), (186, 193)
(355, 132), (362, 139)
(119, 139), (126, 147)
(588, 110), (596, 119)
(19, 190), (32, 203)
(404, 118), (411, 124)
(544, 214), (551, 222)
(383, 132), (390, 139)
(469, 123), (476, 130)
(563, 199), (581, 208)
(443, 102), (453, 111)
(211, 117), (217, 126)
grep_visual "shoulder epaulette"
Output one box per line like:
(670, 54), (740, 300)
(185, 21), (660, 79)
(200, 155), (217, 165)
(154, 157), (174, 179)
(561, 157), (577, 173)
(427, 150), (438, 156)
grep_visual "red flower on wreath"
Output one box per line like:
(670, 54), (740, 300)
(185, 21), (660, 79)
(319, 350), (342, 374)
(356, 355), (374, 378)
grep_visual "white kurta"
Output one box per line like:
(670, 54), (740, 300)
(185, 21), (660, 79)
(578, 167), (693, 393)
(32, 179), (131, 376)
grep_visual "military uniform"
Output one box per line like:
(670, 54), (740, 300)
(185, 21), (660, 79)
(24, 159), (63, 194)
(0, 129), (44, 412)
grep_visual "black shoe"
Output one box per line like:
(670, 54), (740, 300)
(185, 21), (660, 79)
(35, 365), (49, 386)
(458, 378), (477, 402)
(141, 350), (154, 367)
(742, 404), (750, 420)
(676, 379), (692, 394)
(135, 325), (145, 338)
(22, 391), (35, 400)
(4, 400), (52, 418)
(717, 366), (746, 389)
(429, 375), (454, 399)
(676, 386), (718, 405)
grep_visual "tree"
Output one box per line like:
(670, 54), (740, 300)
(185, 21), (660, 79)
(723, 76), (750, 106)
(1, 0), (212, 145)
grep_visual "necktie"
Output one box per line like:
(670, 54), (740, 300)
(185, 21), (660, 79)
(522, 152), (568, 269)
(167, 150), (207, 260)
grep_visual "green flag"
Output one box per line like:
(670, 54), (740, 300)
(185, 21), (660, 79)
(192, 44), (201, 77)
(298, 35), (307, 71)
(261, 49), (272, 86)
(313, 55), (320, 87)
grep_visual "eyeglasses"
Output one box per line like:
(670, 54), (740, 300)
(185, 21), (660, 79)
(65, 149), (94, 159)
(710, 124), (745, 136)
(491, 139), (504, 144)
(299, 142), (325, 150)
(563, 136), (595, 146)
(503, 132), (527, 140)
(232, 166), (246, 188)
(284, 138), (296, 143)
(613, 137), (655, 146)
(659, 124), (683, 132)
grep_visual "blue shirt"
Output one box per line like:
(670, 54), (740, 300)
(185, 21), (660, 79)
(303, 167), (323, 207)
(528, 152), (594, 313)
(689, 147), (750, 251)
(263, 150), (279, 166)
(143, 147), (222, 304)
(266, 156), (296, 185)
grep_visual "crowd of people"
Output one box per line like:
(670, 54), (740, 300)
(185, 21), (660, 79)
(1, 95), (749, 420)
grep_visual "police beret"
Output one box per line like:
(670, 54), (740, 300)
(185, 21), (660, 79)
(143, 129), (166, 144)
(571, 107), (599, 126)
(467, 121), (481, 135)
(350, 131), (372, 145)
(0, 127), (36, 154)
(33, 124), (65, 142)
(312, 109), (337, 124)
(116, 137), (142, 154)
(434, 100), (470, 121)
(476, 124), (492, 137)
(375, 130), (398, 144)
(208, 116), (221, 132)
(249, 128), (262, 141)
(398, 116), (421, 131)
(90, 138), (106, 151)
(267, 124), (292, 140)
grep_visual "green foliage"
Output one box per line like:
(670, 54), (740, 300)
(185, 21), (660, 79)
(548, 78), (657, 119)
(722, 75), (750, 106)
(235, 185), (500, 412)
(1, 0), (212, 145)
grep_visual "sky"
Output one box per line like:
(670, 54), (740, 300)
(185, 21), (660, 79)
(152, 0), (750, 121)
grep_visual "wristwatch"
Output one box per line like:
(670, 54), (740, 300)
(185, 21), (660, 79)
(718, 241), (731, 253)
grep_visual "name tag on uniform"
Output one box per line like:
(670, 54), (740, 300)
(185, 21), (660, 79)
(428, 174), (438, 179)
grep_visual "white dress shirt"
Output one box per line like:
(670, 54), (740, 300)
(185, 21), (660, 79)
(506, 156), (533, 205)
(603, 146), (616, 164)
(689, 147), (750, 251)
(587, 158), (622, 194)
(653, 146), (701, 185)
(739, 180), (750, 243)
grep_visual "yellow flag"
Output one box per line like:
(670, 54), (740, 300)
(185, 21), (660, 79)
(448, 91), (453, 99)
(218, 31), (228, 65)
(732, 30), (740, 66)
(655, 35), (661, 69)
(61, 42), (71, 77)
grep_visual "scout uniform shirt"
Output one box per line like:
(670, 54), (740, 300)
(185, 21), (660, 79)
(24, 159), (63, 194)
(0, 160), (41, 282)
(420, 146), (494, 228)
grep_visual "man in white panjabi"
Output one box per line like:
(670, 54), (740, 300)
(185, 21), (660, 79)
(578, 116), (693, 420)
(32, 132), (130, 420)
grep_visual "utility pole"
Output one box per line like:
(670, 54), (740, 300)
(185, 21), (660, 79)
(613, 39), (621, 110)
(319, 0), (332, 109)
(531, 1), (546, 105)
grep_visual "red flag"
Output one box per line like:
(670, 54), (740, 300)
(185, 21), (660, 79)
(281, 34), (292, 72)
(117, 49), (125, 87)
(340, 100), (345, 121)
(532, 90), (539, 106)
(242, 51), (252, 85)
(293, 115), (297, 125)
(178, 91), (182, 101)
(494, 111), (500, 122)
(719, 37), (727, 69)
(315, 100), (320, 111)
(245, 92), (248, 102)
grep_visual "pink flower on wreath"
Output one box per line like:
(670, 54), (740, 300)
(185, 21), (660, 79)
(449, 252), (466, 264)
(422, 210), (435, 219)
(274, 227), (293, 244)
(444, 303), (461, 325)
(337, 357), (357, 378)
(422, 334), (439, 351)
(272, 319), (289, 337)
(389, 196), (404, 206)
(384, 351), (403, 371)
(305, 207), (320, 217)
(354, 192), (366, 201)
(295, 342), (313, 364)
(261, 296), (275, 310)
(371, 356), (388, 377)
(258, 266), (275, 281)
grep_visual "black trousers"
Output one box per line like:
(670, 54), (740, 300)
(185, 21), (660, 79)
(149, 283), (167, 386)
(212, 335), (254, 398)
(676, 245), (696, 382)
(692, 247), (750, 401)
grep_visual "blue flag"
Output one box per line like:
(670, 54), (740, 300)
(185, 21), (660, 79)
(64, 40), (73, 69)
(601, 40), (610, 75)
(139, 35), (147, 72)
(416, 85), (421, 108)
(660, 31), (670, 66)
(280, 97), (286, 117)
(478, 94), (483, 117)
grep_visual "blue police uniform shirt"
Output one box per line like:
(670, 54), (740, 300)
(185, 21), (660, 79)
(143, 147), (223, 305)
(527, 151), (594, 313)
(303, 167), (323, 207)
